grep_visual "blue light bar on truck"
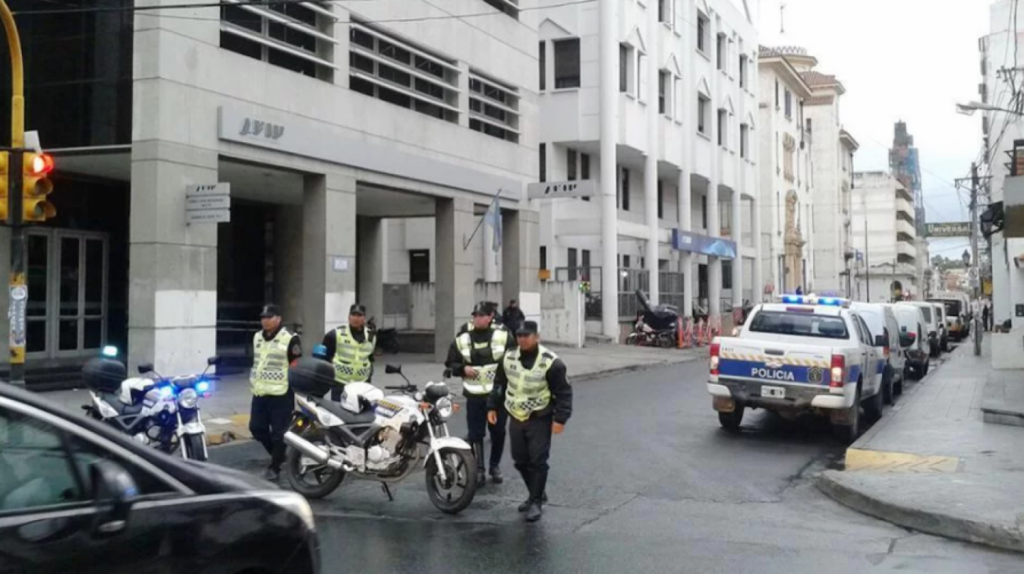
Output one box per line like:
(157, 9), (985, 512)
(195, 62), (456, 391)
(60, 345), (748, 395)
(777, 294), (850, 307)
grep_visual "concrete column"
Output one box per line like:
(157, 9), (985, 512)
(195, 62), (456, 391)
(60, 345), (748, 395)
(357, 216), (384, 321)
(302, 173), (357, 343)
(128, 143), (218, 374)
(483, 214), (499, 282)
(435, 197), (475, 360)
(679, 0), (693, 319)
(275, 206), (304, 322)
(502, 208), (540, 320)
(707, 15), (721, 319)
(731, 190), (743, 307)
(599, 0), (620, 340)
(678, 169), (693, 318)
(752, 196), (763, 302)
(644, 0), (660, 304)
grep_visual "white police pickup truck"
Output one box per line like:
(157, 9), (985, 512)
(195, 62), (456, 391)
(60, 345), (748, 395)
(707, 295), (885, 443)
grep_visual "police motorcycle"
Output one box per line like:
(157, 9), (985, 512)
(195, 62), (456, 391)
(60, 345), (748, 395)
(282, 346), (477, 514)
(81, 346), (220, 462)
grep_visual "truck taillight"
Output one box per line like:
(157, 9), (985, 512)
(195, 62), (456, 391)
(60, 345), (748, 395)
(710, 342), (721, 376)
(830, 354), (845, 388)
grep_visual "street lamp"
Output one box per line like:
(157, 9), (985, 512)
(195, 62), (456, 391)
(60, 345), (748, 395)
(962, 249), (971, 266)
(956, 101), (1022, 116)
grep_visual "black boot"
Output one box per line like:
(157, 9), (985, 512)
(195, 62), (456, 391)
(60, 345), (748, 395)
(518, 492), (547, 512)
(489, 466), (504, 484)
(472, 441), (486, 485)
(525, 502), (542, 522)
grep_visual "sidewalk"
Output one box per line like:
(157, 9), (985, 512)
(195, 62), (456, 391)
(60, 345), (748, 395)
(44, 343), (701, 445)
(817, 339), (1024, 553)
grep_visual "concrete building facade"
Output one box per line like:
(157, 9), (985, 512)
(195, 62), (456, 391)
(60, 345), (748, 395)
(535, 0), (761, 337)
(4, 0), (545, 379)
(851, 171), (920, 302)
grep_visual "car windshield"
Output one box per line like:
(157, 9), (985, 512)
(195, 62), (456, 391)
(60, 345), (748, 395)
(930, 300), (962, 317)
(917, 306), (932, 322)
(748, 311), (849, 339)
(850, 306), (884, 337)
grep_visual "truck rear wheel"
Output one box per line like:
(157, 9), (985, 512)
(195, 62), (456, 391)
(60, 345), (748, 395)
(718, 406), (744, 431)
(832, 384), (860, 444)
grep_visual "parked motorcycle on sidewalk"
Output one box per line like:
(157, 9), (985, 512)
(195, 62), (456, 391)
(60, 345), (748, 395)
(625, 289), (680, 348)
(282, 350), (477, 514)
(81, 346), (219, 462)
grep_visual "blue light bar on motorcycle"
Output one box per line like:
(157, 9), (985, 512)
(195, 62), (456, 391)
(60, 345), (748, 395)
(195, 380), (210, 394)
(102, 345), (118, 358)
(158, 385), (174, 399)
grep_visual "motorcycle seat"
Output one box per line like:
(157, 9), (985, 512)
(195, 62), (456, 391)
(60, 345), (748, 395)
(311, 397), (377, 426)
(99, 392), (144, 416)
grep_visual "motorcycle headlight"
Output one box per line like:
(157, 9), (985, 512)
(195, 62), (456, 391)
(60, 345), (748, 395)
(178, 388), (199, 409)
(435, 397), (453, 419)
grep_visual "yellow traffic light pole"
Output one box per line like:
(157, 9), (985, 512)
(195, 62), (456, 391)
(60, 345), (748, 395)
(0, 0), (28, 386)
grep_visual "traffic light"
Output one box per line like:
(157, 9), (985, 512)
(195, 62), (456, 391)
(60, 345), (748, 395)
(22, 151), (54, 222)
(0, 151), (9, 224)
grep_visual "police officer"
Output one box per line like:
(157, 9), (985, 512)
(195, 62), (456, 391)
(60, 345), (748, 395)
(322, 304), (376, 401)
(249, 304), (302, 481)
(446, 302), (512, 485)
(488, 321), (572, 522)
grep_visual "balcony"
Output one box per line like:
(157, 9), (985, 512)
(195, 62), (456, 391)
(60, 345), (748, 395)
(895, 196), (914, 218)
(896, 218), (916, 238)
(897, 240), (916, 260)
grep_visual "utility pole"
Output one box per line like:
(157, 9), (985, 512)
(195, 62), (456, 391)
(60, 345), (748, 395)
(970, 162), (982, 356)
(0, 1), (25, 386)
(864, 197), (870, 302)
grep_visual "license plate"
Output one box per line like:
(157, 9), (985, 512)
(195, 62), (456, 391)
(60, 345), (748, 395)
(762, 385), (786, 399)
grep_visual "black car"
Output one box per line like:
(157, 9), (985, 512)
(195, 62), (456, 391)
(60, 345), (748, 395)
(0, 381), (319, 574)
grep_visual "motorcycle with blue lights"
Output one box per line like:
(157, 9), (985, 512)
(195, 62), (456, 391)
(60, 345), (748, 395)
(282, 347), (477, 514)
(81, 346), (220, 462)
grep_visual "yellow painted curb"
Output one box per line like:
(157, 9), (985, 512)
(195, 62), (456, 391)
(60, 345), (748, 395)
(845, 448), (963, 473)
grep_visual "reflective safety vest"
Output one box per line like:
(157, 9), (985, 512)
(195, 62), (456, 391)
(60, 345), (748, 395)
(333, 326), (376, 385)
(251, 328), (293, 397)
(503, 346), (557, 422)
(456, 327), (509, 395)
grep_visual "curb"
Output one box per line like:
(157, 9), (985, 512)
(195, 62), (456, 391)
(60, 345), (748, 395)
(816, 470), (1024, 554)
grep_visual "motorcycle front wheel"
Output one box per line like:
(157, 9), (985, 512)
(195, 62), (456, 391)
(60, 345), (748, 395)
(425, 447), (477, 514)
(182, 433), (208, 462)
(285, 428), (345, 499)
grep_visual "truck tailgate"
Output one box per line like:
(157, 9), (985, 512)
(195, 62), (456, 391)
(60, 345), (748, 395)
(717, 339), (833, 386)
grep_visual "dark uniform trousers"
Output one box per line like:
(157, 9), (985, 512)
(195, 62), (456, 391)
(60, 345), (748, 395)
(466, 394), (507, 469)
(509, 412), (554, 502)
(249, 390), (294, 471)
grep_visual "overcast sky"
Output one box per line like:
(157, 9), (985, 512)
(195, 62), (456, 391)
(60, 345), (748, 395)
(756, 0), (989, 262)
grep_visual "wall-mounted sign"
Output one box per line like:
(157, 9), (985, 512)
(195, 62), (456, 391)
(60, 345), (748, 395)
(526, 179), (596, 200)
(332, 257), (350, 272)
(671, 229), (738, 259)
(186, 182), (231, 224)
(924, 222), (970, 237)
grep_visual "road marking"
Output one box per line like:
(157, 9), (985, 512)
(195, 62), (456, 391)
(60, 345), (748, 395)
(845, 448), (963, 473)
(207, 417), (232, 425)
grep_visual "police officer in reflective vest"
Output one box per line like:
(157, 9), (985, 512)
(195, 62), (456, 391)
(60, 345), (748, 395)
(322, 304), (376, 401)
(250, 304), (302, 481)
(488, 320), (572, 522)
(446, 301), (512, 485)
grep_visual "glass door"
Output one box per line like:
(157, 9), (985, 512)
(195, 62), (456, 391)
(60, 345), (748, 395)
(25, 232), (50, 357)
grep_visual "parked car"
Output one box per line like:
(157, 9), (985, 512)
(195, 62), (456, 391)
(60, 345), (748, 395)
(0, 381), (320, 573)
(929, 291), (972, 342)
(908, 301), (942, 358)
(892, 303), (930, 379)
(851, 302), (905, 404)
(932, 303), (950, 352)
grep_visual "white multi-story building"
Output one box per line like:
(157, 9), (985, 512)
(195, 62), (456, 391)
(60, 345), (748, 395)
(536, 0), (761, 338)
(851, 172), (920, 302)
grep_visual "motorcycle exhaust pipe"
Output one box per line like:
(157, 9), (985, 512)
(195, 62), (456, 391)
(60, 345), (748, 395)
(283, 431), (344, 470)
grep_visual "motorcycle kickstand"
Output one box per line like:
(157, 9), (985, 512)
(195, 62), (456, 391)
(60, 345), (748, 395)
(381, 482), (394, 502)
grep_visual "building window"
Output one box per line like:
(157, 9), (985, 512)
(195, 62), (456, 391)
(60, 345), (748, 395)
(722, 260), (732, 289)
(658, 0), (670, 23)
(698, 94), (710, 135)
(481, 0), (519, 19)
(348, 22), (460, 123)
(740, 123), (749, 158)
(568, 247), (578, 280)
(716, 33), (726, 71)
(805, 118), (813, 145)
(581, 154), (591, 201)
(539, 143), (546, 182)
(784, 88), (793, 119)
(409, 250), (430, 283)
(539, 41), (546, 91)
(619, 167), (631, 211)
(718, 109), (728, 147)
(657, 180), (664, 219)
(636, 51), (646, 100)
(540, 245), (548, 270)
(619, 43), (630, 93)
(582, 250), (592, 280)
(775, 79), (779, 107)
(697, 11), (709, 53)
(739, 54), (748, 88)
(658, 70), (670, 115)
(221, 1), (336, 81)
(567, 149), (577, 181)
(701, 194), (708, 229)
(554, 38), (581, 89)
(469, 71), (520, 143)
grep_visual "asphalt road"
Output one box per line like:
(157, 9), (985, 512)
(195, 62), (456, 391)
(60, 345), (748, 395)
(212, 355), (1023, 574)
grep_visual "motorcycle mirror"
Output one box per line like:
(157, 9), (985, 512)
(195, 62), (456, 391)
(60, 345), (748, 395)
(385, 364), (401, 375)
(138, 363), (154, 374)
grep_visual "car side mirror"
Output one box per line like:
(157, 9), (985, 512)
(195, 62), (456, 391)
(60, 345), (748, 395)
(90, 460), (138, 536)
(137, 363), (154, 374)
(900, 325), (908, 332)
(874, 335), (887, 348)
(207, 356), (221, 366)
(385, 364), (401, 375)
(898, 333), (914, 348)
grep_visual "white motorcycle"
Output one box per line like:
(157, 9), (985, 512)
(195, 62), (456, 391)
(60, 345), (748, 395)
(81, 347), (219, 462)
(282, 356), (477, 514)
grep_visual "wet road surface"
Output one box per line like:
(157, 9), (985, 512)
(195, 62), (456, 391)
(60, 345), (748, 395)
(212, 357), (1023, 573)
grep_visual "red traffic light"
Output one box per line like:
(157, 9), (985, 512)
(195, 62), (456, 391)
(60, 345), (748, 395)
(28, 153), (54, 176)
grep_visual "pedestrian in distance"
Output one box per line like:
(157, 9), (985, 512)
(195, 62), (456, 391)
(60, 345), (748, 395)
(446, 302), (512, 485)
(502, 298), (526, 335)
(249, 304), (302, 482)
(488, 320), (573, 522)
(322, 304), (376, 401)
(982, 300), (991, 332)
